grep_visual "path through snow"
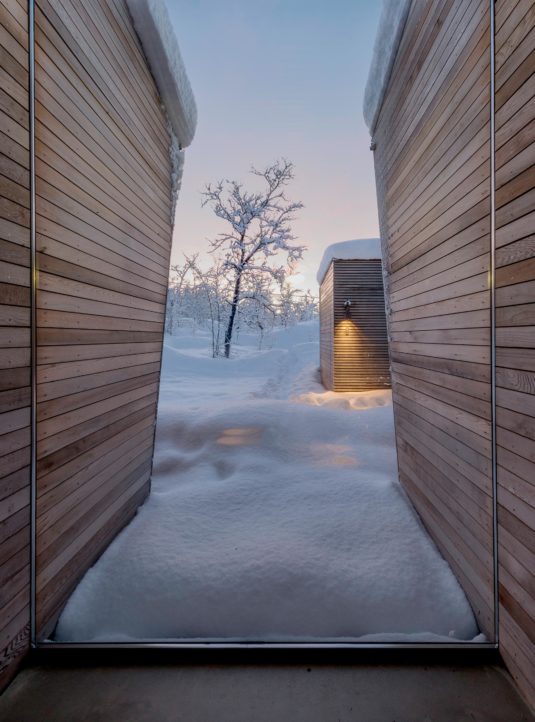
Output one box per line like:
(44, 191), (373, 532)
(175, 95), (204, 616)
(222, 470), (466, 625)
(55, 322), (480, 642)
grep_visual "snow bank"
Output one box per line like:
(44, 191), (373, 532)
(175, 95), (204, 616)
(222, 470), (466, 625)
(54, 322), (480, 644)
(294, 388), (391, 411)
(317, 239), (382, 284)
(363, 0), (411, 132)
(126, 0), (197, 148)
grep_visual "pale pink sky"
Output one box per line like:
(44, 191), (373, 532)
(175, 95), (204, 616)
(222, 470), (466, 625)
(166, 0), (382, 292)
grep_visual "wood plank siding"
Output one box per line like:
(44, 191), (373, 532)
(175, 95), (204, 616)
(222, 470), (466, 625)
(0, 0), (31, 691)
(319, 262), (334, 389)
(373, 0), (535, 709)
(320, 259), (390, 391)
(494, 0), (535, 708)
(373, 0), (494, 636)
(1, 0), (175, 688)
(34, 0), (173, 638)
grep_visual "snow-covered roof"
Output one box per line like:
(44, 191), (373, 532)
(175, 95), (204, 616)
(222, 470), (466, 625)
(126, 0), (197, 148)
(317, 239), (382, 284)
(363, 0), (412, 133)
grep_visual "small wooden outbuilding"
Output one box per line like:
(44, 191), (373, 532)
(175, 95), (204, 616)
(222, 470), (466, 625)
(318, 240), (390, 392)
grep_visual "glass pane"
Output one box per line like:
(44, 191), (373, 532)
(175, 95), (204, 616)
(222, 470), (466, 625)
(30, 0), (505, 652)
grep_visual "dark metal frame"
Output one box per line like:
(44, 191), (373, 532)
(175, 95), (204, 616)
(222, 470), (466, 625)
(28, 0), (37, 648)
(27, 0), (500, 655)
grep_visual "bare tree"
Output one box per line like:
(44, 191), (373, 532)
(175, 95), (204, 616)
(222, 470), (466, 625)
(193, 258), (229, 358)
(202, 159), (305, 357)
(166, 254), (200, 334)
(239, 273), (277, 350)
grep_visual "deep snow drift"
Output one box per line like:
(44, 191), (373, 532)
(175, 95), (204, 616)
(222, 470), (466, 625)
(55, 322), (480, 642)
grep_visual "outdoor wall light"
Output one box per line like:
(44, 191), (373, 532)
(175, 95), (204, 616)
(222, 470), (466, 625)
(344, 299), (352, 319)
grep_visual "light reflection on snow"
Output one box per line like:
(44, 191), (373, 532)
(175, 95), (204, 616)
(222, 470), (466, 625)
(293, 389), (391, 411)
(54, 322), (480, 643)
(217, 427), (263, 446)
(323, 455), (359, 467)
(310, 442), (359, 467)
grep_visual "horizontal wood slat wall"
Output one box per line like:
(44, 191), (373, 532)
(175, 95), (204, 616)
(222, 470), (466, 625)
(494, 0), (535, 709)
(372, 0), (495, 640)
(319, 262), (334, 389)
(34, 0), (173, 638)
(0, 0), (31, 691)
(320, 259), (390, 391)
(320, 260), (391, 391)
(374, 0), (535, 710)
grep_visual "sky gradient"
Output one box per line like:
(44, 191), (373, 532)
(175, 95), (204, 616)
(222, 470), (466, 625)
(165, 0), (382, 292)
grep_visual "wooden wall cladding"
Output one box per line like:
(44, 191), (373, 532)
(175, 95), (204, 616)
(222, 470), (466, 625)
(320, 259), (390, 391)
(374, 0), (535, 709)
(319, 262), (334, 390)
(34, 0), (173, 637)
(0, 0), (31, 691)
(332, 260), (390, 391)
(0, 0), (174, 685)
(494, 0), (535, 709)
(373, 0), (495, 640)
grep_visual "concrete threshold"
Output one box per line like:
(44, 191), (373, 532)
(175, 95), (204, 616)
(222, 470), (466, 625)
(0, 661), (533, 722)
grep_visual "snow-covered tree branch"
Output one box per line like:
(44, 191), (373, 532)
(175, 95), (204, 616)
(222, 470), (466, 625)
(202, 159), (306, 357)
(166, 254), (317, 357)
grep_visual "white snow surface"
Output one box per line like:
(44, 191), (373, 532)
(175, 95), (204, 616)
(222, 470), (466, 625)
(126, 0), (197, 147)
(363, 0), (411, 131)
(317, 239), (382, 284)
(55, 322), (480, 643)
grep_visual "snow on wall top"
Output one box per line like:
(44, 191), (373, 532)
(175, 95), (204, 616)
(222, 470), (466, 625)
(317, 239), (382, 284)
(126, 0), (197, 148)
(363, 0), (411, 133)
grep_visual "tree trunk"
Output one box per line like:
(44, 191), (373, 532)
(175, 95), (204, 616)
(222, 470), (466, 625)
(224, 273), (241, 358)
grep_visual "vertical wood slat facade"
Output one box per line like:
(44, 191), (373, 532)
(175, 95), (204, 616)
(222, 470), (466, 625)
(494, 0), (535, 707)
(0, 0), (175, 688)
(373, 0), (534, 709)
(0, 0), (31, 690)
(320, 259), (391, 391)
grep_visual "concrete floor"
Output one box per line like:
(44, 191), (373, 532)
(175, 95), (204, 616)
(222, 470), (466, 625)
(0, 663), (534, 721)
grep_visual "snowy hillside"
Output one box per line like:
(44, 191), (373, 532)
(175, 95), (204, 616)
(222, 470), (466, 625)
(55, 321), (480, 642)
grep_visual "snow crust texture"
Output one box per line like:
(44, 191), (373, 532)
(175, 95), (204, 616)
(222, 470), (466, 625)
(55, 322), (480, 643)
(363, 0), (412, 131)
(317, 239), (382, 284)
(126, 0), (197, 147)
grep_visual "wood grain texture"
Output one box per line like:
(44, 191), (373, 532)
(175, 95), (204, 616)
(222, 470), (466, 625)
(33, 0), (173, 640)
(320, 260), (390, 391)
(494, 0), (535, 710)
(372, 0), (494, 641)
(319, 262), (334, 389)
(0, 0), (30, 693)
(374, 0), (535, 711)
(3, 0), (175, 686)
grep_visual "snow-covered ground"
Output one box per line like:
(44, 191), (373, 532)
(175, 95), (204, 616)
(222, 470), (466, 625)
(55, 321), (481, 642)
